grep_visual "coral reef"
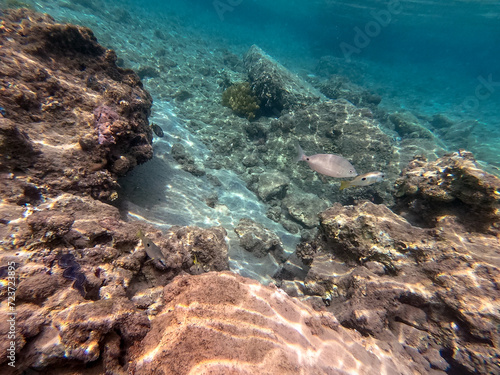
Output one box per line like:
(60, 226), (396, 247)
(221, 81), (260, 119)
(1, 5), (499, 375)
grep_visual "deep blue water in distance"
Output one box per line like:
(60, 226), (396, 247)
(126, 0), (500, 152)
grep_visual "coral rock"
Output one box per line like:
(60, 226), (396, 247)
(234, 218), (286, 261)
(394, 151), (500, 232)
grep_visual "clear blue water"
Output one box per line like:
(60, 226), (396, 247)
(122, 0), (500, 163)
(18, 0), (500, 280)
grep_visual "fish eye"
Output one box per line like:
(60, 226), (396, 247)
(147, 243), (150, 247)
(361, 177), (366, 181)
(306, 158), (310, 161)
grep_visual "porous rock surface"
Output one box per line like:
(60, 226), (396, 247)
(234, 218), (286, 261)
(0, 8), (153, 201)
(0, 193), (229, 374)
(0, 11), (230, 374)
(128, 271), (415, 375)
(2, 8), (498, 375)
(394, 151), (500, 232)
(290, 153), (500, 375)
(244, 44), (322, 114)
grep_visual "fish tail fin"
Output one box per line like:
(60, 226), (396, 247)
(339, 181), (350, 190)
(296, 143), (306, 162)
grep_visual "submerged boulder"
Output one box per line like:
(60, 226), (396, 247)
(394, 151), (500, 232)
(244, 45), (322, 114)
(234, 218), (286, 261)
(128, 271), (417, 375)
(287, 154), (500, 374)
(0, 8), (153, 201)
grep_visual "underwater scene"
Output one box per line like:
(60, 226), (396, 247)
(0, 0), (499, 374)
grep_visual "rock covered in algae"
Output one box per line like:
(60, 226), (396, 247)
(244, 44), (322, 114)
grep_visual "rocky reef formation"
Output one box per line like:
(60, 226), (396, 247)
(0, 8), (153, 201)
(0, 10), (229, 374)
(2, 6), (499, 375)
(0, 191), (230, 374)
(244, 44), (322, 114)
(394, 151), (500, 232)
(128, 271), (417, 375)
(284, 152), (500, 375)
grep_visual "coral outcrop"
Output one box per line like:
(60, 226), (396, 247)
(0, 193), (229, 374)
(394, 151), (500, 232)
(0, 8), (153, 201)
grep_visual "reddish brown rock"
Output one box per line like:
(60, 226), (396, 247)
(162, 225), (229, 272)
(128, 271), (416, 375)
(293, 199), (500, 375)
(16, 272), (61, 303)
(0, 9), (153, 201)
(0, 190), (232, 373)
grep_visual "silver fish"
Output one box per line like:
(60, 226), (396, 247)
(340, 171), (385, 190)
(137, 230), (167, 268)
(297, 144), (357, 178)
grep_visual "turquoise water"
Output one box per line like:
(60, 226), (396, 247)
(34, 0), (500, 165)
(12, 0), (500, 279)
